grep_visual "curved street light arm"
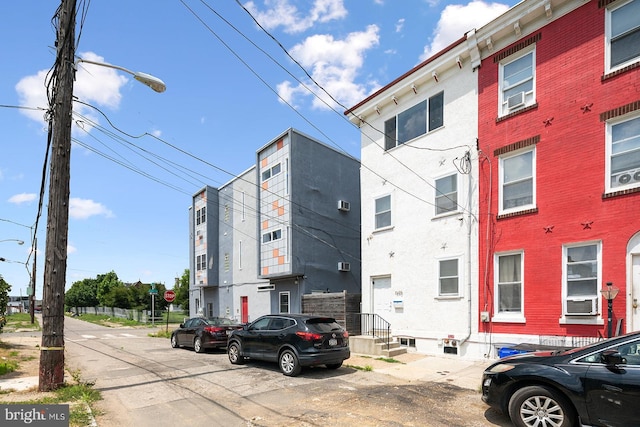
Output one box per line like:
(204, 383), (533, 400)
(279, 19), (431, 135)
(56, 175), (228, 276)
(75, 58), (166, 93)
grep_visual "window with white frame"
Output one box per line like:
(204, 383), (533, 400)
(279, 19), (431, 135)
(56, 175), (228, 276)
(608, 114), (640, 191)
(384, 92), (444, 149)
(435, 174), (458, 215)
(499, 48), (535, 116)
(374, 195), (391, 229)
(196, 206), (206, 225)
(564, 243), (600, 316)
(496, 252), (523, 316)
(262, 229), (282, 243)
(607, 0), (640, 71)
(279, 292), (290, 314)
(439, 258), (459, 296)
(196, 254), (207, 271)
(500, 148), (535, 213)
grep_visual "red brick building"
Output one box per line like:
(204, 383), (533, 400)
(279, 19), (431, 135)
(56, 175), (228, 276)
(476, 0), (640, 345)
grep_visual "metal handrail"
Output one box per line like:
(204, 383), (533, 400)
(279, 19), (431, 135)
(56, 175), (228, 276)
(352, 313), (391, 351)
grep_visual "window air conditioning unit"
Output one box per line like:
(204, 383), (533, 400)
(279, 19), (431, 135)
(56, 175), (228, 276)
(337, 262), (351, 272)
(613, 168), (640, 185)
(507, 92), (525, 109)
(565, 297), (598, 316)
(338, 200), (351, 211)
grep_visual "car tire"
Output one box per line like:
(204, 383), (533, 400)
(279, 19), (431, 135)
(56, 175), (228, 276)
(325, 362), (343, 370)
(279, 349), (301, 376)
(508, 385), (575, 427)
(194, 336), (204, 353)
(228, 341), (245, 365)
(170, 334), (179, 348)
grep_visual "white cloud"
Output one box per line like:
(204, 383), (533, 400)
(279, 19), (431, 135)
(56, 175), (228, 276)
(67, 244), (77, 255)
(69, 198), (114, 220)
(8, 193), (36, 204)
(15, 51), (128, 133)
(419, 1), (510, 61)
(278, 25), (380, 110)
(244, 0), (347, 33)
(395, 18), (405, 33)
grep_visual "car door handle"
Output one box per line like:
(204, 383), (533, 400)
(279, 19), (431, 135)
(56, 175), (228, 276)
(603, 384), (622, 393)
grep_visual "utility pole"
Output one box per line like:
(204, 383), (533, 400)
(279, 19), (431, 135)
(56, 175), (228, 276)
(39, 0), (76, 391)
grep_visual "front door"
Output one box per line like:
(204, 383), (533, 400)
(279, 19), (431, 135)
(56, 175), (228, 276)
(632, 255), (640, 332)
(241, 296), (248, 323)
(372, 276), (392, 322)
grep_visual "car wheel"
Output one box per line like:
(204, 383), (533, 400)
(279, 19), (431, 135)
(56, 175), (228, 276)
(194, 337), (204, 353)
(325, 362), (343, 370)
(508, 385), (575, 427)
(228, 341), (245, 365)
(170, 334), (179, 348)
(279, 349), (301, 376)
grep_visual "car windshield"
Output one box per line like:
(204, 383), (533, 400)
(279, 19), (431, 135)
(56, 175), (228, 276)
(207, 318), (235, 326)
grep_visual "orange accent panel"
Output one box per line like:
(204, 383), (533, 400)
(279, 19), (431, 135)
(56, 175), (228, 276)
(278, 207), (285, 216)
(273, 249), (279, 257)
(262, 266), (269, 275)
(262, 220), (269, 229)
(272, 200), (279, 209)
(261, 158), (268, 167)
(277, 139), (284, 150)
(262, 181), (268, 190)
(278, 256), (285, 265)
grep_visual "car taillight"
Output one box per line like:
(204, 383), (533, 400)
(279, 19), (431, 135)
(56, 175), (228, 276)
(204, 326), (223, 333)
(343, 331), (349, 338)
(296, 331), (323, 341)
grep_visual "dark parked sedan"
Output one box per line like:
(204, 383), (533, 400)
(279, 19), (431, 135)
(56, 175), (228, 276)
(482, 331), (640, 427)
(171, 317), (243, 353)
(227, 314), (350, 376)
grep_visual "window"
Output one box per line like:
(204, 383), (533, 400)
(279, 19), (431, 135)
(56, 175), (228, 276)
(374, 195), (391, 229)
(196, 206), (206, 225)
(261, 163), (282, 181)
(500, 149), (535, 213)
(435, 174), (458, 215)
(196, 254), (207, 271)
(608, 115), (640, 191)
(384, 92), (444, 149)
(262, 229), (282, 243)
(564, 243), (600, 316)
(499, 49), (535, 115)
(607, 0), (640, 71)
(496, 252), (523, 316)
(439, 258), (459, 296)
(279, 292), (290, 314)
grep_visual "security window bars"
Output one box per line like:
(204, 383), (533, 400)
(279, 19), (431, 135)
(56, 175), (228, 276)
(435, 174), (457, 215)
(384, 92), (444, 150)
(608, 0), (640, 70)
(564, 243), (599, 315)
(374, 195), (391, 229)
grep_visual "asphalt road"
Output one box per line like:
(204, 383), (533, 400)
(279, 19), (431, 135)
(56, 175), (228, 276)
(63, 317), (511, 426)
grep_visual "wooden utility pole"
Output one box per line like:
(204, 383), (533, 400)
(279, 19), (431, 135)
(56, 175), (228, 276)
(39, 0), (76, 391)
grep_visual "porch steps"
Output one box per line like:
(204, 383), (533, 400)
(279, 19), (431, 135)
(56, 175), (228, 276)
(349, 335), (407, 358)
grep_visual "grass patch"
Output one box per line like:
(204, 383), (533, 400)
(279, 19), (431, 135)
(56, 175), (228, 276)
(1, 313), (40, 332)
(149, 329), (172, 338)
(375, 357), (404, 364)
(66, 313), (141, 327)
(0, 359), (19, 375)
(345, 364), (373, 371)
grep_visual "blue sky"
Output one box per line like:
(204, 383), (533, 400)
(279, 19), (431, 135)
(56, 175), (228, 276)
(1, 0), (517, 298)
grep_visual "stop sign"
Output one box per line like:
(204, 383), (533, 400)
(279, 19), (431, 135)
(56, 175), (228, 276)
(164, 290), (176, 303)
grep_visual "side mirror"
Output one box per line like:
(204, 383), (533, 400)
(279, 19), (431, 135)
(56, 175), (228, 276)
(179, 323), (185, 328)
(601, 349), (625, 366)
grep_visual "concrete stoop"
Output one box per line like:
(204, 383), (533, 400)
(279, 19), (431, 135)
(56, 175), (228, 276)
(349, 335), (408, 358)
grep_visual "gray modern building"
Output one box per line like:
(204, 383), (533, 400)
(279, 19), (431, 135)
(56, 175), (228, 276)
(189, 128), (361, 322)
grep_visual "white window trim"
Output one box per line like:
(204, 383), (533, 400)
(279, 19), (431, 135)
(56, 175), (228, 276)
(434, 172), (460, 217)
(436, 255), (463, 297)
(605, 0), (640, 74)
(559, 241), (604, 324)
(498, 46), (536, 117)
(498, 147), (536, 216)
(374, 194), (392, 230)
(492, 250), (526, 323)
(279, 291), (290, 314)
(605, 113), (640, 194)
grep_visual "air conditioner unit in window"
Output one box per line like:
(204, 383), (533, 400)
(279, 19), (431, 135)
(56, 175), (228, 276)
(338, 200), (351, 211)
(337, 262), (351, 272)
(565, 297), (598, 316)
(507, 92), (525, 109)
(613, 168), (640, 186)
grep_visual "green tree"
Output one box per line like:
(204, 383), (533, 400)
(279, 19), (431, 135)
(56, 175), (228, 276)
(96, 271), (122, 306)
(103, 284), (132, 308)
(175, 269), (189, 310)
(65, 277), (99, 308)
(0, 275), (12, 332)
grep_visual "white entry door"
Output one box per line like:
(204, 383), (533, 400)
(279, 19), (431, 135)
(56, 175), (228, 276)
(372, 276), (392, 320)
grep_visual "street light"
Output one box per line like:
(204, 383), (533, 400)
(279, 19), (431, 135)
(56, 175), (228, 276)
(0, 239), (25, 245)
(601, 282), (619, 338)
(75, 58), (166, 93)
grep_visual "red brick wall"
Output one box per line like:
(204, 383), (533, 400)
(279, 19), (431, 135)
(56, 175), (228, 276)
(478, 1), (640, 337)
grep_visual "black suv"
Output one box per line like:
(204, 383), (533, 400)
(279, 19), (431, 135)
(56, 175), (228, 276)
(227, 314), (350, 376)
